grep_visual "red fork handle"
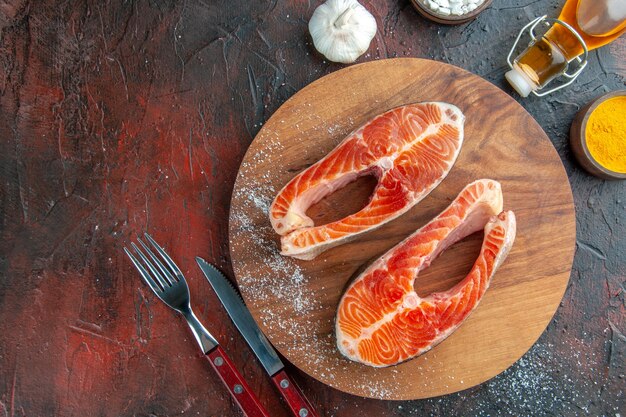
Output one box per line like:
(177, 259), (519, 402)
(207, 346), (270, 417)
(271, 369), (319, 417)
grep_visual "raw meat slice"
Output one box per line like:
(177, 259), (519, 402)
(335, 179), (516, 367)
(269, 102), (465, 260)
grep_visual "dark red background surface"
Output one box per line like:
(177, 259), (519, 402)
(0, 1), (624, 416)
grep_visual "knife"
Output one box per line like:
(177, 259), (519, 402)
(196, 257), (319, 417)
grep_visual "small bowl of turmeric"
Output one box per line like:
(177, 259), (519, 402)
(570, 90), (626, 180)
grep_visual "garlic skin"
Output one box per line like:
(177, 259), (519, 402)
(309, 0), (377, 64)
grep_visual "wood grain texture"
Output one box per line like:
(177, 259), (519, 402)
(229, 58), (576, 400)
(0, 0), (624, 415)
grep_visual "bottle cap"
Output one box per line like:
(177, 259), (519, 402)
(505, 68), (534, 98)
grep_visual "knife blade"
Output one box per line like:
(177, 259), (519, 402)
(196, 257), (319, 417)
(196, 257), (284, 376)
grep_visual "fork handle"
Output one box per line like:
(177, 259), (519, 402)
(207, 346), (270, 417)
(271, 370), (319, 417)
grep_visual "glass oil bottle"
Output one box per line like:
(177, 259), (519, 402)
(506, 0), (626, 97)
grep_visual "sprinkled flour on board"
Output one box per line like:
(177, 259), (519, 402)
(229, 124), (410, 398)
(230, 175), (316, 317)
(229, 117), (463, 399)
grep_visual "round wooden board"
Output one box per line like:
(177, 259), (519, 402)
(228, 58), (575, 400)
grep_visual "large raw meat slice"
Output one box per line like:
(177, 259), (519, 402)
(335, 179), (516, 367)
(269, 102), (465, 260)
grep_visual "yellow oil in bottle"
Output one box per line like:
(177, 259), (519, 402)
(514, 38), (568, 87)
(506, 0), (626, 97)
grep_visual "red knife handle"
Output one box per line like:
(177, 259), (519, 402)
(207, 346), (270, 417)
(271, 369), (319, 417)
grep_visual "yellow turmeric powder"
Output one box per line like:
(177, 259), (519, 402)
(585, 96), (626, 174)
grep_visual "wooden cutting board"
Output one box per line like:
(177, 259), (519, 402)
(228, 58), (575, 400)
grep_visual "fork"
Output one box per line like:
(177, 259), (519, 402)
(125, 233), (270, 417)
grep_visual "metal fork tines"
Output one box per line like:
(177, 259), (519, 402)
(124, 233), (218, 353)
(125, 233), (271, 417)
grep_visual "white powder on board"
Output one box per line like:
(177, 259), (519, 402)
(230, 176), (315, 317)
(229, 116), (422, 399)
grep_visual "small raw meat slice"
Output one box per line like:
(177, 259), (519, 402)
(269, 102), (465, 260)
(335, 179), (516, 367)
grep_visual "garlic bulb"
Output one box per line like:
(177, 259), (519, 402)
(309, 0), (377, 64)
